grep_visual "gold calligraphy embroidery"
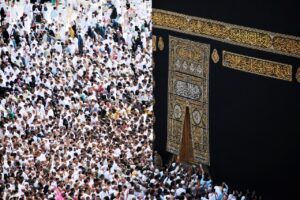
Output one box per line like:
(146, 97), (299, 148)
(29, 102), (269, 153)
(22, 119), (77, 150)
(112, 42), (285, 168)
(153, 9), (300, 58)
(222, 51), (292, 81)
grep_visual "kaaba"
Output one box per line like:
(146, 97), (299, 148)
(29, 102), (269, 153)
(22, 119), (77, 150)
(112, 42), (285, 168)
(152, 0), (300, 199)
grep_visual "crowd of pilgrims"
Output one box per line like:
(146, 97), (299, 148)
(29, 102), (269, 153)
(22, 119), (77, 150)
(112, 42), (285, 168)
(0, 0), (261, 199)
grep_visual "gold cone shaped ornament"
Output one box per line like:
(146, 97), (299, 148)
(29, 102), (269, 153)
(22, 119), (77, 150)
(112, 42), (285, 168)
(211, 49), (220, 64)
(158, 36), (165, 51)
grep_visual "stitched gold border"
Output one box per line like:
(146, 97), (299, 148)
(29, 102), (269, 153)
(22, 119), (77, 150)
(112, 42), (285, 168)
(152, 35), (157, 52)
(153, 9), (300, 58)
(222, 51), (293, 81)
(296, 67), (300, 83)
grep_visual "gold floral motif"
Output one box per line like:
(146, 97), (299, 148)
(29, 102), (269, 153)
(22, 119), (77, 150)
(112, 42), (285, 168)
(211, 49), (220, 64)
(152, 35), (157, 52)
(167, 36), (210, 165)
(153, 9), (300, 58)
(158, 36), (165, 51)
(296, 67), (300, 83)
(222, 51), (293, 81)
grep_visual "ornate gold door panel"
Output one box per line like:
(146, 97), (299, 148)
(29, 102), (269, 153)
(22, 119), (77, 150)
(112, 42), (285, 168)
(167, 36), (210, 165)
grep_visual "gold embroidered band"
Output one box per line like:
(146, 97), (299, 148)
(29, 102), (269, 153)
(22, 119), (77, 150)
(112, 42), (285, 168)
(222, 51), (293, 81)
(153, 9), (300, 58)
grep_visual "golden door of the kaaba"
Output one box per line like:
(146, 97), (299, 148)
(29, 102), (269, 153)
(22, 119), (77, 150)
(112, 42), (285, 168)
(167, 36), (210, 165)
